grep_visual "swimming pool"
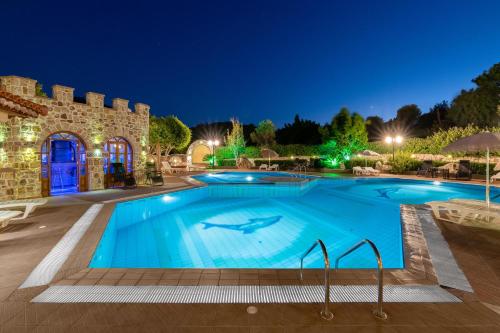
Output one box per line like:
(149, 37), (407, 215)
(90, 175), (499, 269)
(192, 171), (313, 184)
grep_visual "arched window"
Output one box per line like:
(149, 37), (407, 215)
(104, 137), (133, 175)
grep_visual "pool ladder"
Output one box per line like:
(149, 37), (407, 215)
(299, 238), (387, 321)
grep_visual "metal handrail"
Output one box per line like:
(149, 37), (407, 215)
(335, 239), (388, 320)
(299, 239), (333, 320)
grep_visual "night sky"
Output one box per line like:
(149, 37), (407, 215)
(2, 0), (499, 126)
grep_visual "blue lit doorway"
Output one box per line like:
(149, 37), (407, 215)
(41, 132), (87, 196)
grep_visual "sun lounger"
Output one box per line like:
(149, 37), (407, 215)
(363, 167), (380, 175)
(426, 199), (499, 226)
(162, 161), (183, 175)
(259, 164), (268, 171)
(352, 166), (367, 176)
(0, 198), (48, 220)
(492, 172), (500, 182)
(0, 211), (23, 228)
(268, 164), (279, 171)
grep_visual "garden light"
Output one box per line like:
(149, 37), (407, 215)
(385, 134), (404, 160)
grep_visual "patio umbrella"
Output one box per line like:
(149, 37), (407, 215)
(357, 150), (381, 167)
(443, 132), (500, 206)
(261, 148), (279, 165)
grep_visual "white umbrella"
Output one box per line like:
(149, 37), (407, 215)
(261, 148), (279, 166)
(443, 132), (500, 206)
(356, 150), (381, 167)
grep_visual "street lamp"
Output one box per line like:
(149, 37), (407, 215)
(385, 135), (403, 160)
(207, 139), (219, 168)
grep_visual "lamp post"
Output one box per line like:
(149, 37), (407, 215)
(385, 135), (403, 160)
(207, 139), (219, 168)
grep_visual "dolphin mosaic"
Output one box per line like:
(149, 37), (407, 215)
(201, 215), (283, 234)
(375, 187), (400, 199)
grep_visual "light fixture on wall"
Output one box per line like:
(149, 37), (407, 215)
(20, 123), (38, 142)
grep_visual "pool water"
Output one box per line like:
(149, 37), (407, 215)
(90, 175), (499, 269)
(192, 171), (312, 184)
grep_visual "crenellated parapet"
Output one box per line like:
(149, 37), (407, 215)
(0, 75), (150, 116)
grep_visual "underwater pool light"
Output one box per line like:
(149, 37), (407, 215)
(246, 176), (254, 181)
(162, 195), (176, 202)
(433, 181), (441, 186)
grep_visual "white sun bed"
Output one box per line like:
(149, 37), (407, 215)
(0, 198), (48, 220)
(363, 167), (380, 175)
(352, 166), (366, 176)
(426, 199), (499, 227)
(0, 210), (24, 228)
(268, 164), (279, 171)
(259, 164), (268, 171)
(491, 171), (500, 182)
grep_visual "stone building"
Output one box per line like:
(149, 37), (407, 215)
(0, 76), (149, 199)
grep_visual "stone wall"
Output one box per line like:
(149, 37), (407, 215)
(0, 76), (150, 199)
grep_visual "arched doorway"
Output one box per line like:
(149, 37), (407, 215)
(186, 140), (211, 166)
(41, 132), (87, 196)
(103, 137), (133, 188)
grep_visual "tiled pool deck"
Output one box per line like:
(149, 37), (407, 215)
(1, 173), (500, 331)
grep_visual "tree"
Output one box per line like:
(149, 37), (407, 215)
(414, 101), (450, 136)
(350, 112), (368, 148)
(225, 118), (245, 159)
(330, 107), (352, 145)
(365, 116), (385, 141)
(35, 83), (47, 97)
(326, 108), (368, 149)
(190, 121), (256, 143)
(275, 114), (322, 145)
(448, 62), (500, 127)
(395, 104), (422, 129)
(320, 108), (369, 167)
(250, 119), (276, 147)
(149, 115), (191, 169)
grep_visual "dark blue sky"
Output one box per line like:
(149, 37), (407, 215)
(2, 0), (499, 126)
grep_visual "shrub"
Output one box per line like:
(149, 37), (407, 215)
(254, 159), (309, 170)
(470, 162), (497, 175)
(402, 125), (500, 154)
(346, 157), (382, 169)
(273, 144), (321, 157)
(243, 146), (261, 158)
(215, 147), (234, 161)
(389, 152), (423, 173)
(219, 159), (237, 167)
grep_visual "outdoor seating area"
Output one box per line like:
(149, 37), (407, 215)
(427, 199), (500, 229)
(352, 166), (380, 176)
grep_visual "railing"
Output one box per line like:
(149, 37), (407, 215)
(335, 239), (388, 320)
(299, 239), (333, 320)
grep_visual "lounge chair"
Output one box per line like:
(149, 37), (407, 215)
(417, 160), (433, 177)
(0, 198), (48, 220)
(491, 163), (500, 182)
(162, 161), (183, 175)
(259, 164), (268, 171)
(353, 166), (367, 176)
(492, 172), (500, 182)
(268, 164), (279, 171)
(427, 199), (499, 226)
(0, 211), (23, 228)
(363, 167), (380, 175)
(450, 160), (472, 180)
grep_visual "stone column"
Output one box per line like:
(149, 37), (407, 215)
(87, 153), (105, 191)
